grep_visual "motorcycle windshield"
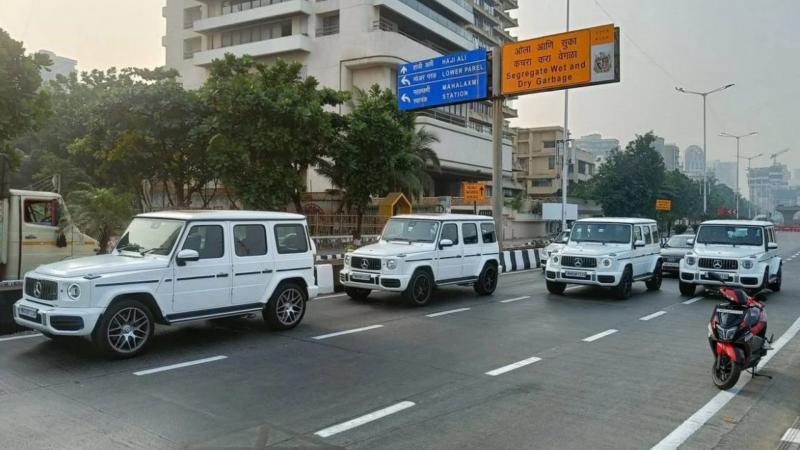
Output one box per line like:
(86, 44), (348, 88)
(715, 307), (744, 340)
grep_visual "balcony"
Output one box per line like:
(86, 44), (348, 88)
(473, 2), (499, 24)
(434, 0), (474, 23)
(192, 34), (313, 65)
(375, 0), (474, 50)
(193, 0), (310, 32)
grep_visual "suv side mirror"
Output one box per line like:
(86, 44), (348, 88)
(686, 238), (695, 246)
(767, 242), (778, 250)
(176, 249), (200, 266)
(633, 240), (645, 248)
(561, 236), (569, 243)
(439, 238), (454, 249)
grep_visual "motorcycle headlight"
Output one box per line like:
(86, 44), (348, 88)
(686, 256), (696, 266)
(67, 283), (81, 300)
(386, 259), (397, 270)
(551, 255), (560, 264)
(601, 258), (612, 268)
(741, 259), (754, 270)
(344, 254), (351, 266)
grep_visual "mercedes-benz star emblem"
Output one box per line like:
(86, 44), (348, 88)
(33, 281), (42, 298)
(574, 259), (582, 267)
(361, 259), (370, 270)
(713, 260), (722, 269)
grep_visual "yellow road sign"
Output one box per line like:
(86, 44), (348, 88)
(656, 199), (672, 211)
(463, 182), (487, 201)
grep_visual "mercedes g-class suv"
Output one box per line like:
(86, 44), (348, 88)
(340, 214), (500, 306)
(545, 218), (663, 299)
(678, 220), (781, 296)
(14, 211), (318, 358)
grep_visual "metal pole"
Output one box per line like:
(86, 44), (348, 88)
(561, 0), (570, 231)
(735, 137), (740, 219)
(747, 160), (752, 218)
(491, 47), (504, 246)
(702, 94), (707, 214)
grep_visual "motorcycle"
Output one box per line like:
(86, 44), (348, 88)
(707, 273), (773, 390)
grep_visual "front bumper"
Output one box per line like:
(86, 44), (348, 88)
(340, 267), (410, 292)
(678, 269), (763, 288)
(544, 266), (620, 286)
(13, 298), (103, 336)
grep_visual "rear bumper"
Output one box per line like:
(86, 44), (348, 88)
(13, 299), (102, 336)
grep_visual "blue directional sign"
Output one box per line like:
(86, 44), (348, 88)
(398, 49), (489, 111)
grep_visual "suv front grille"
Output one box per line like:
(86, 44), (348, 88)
(351, 256), (381, 271)
(561, 256), (597, 268)
(698, 258), (738, 270)
(24, 278), (58, 301)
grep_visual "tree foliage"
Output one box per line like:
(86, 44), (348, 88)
(67, 184), (134, 254)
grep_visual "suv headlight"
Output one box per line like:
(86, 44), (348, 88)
(685, 256), (696, 266)
(601, 258), (613, 268)
(344, 254), (351, 266)
(551, 255), (560, 264)
(386, 259), (397, 270)
(67, 283), (81, 300)
(741, 259), (754, 269)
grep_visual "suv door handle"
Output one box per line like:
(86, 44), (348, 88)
(25, 235), (37, 239)
(216, 273), (229, 278)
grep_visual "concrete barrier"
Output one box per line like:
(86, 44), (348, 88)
(315, 264), (335, 295)
(500, 248), (545, 273)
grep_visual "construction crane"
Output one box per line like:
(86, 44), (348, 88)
(770, 147), (789, 165)
(739, 153), (764, 172)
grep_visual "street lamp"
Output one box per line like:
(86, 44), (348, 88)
(675, 83), (735, 214)
(720, 131), (758, 219)
(739, 152), (764, 219)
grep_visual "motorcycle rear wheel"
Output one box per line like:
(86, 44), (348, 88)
(712, 354), (741, 390)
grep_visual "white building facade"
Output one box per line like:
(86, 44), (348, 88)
(711, 160), (737, 190)
(163, 0), (519, 197)
(574, 133), (619, 167)
(683, 144), (703, 180)
(651, 137), (680, 172)
(37, 50), (77, 83)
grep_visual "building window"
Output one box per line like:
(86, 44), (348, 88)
(217, 19), (292, 49)
(532, 179), (552, 187)
(548, 156), (555, 170)
(183, 6), (201, 29)
(317, 13), (339, 36)
(543, 140), (556, 149)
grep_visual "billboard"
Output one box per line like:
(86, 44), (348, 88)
(502, 24), (619, 96)
(543, 203), (578, 221)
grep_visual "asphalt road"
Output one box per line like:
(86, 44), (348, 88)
(2, 234), (800, 450)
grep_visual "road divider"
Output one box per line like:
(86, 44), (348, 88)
(486, 356), (542, 376)
(425, 308), (471, 318)
(133, 355), (228, 376)
(314, 401), (416, 438)
(500, 248), (545, 273)
(582, 329), (618, 342)
(640, 311), (667, 321)
(312, 324), (384, 340)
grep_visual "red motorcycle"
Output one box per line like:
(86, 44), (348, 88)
(707, 273), (772, 390)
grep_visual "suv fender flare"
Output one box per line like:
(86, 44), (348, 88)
(265, 276), (309, 304)
(103, 292), (167, 325)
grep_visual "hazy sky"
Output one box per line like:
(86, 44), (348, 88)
(1, 0), (798, 186)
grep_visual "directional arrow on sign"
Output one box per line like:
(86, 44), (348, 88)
(400, 66), (408, 74)
(401, 76), (410, 86)
(401, 94), (411, 103)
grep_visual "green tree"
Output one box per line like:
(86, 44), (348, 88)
(0, 28), (52, 166)
(203, 55), (347, 211)
(387, 127), (440, 198)
(67, 184), (134, 254)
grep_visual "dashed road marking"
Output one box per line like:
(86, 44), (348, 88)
(582, 329), (618, 342)
(426, 308), (471, 318)
(781, 427), (800, 444)
(133, 355), (227, 376)
(316, 293), (348, 300)
(312, 325), (384, 340)
(0, 332), (43, 342)
(500, 296), (531, 303)
(314, 401), (415, 438)
(486, 356), (542, 376)
(682, 296), (704, 305)
(640, 311), (667, 321)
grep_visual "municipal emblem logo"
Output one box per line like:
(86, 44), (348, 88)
(594, 52), (611, 74)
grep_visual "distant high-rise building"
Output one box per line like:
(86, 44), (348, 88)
(574, 133), (619, 167)
(36, 50), (77, 83)
(683, 145), (704, 180)
(652, 137), (680, 171)
(710, 160), (737, 190)
(748, 163), (790, 215)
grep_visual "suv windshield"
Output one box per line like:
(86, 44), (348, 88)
(116, 218), (184, 255)
(381, 219), (440, 243)
(666, 235), (694, 248)
(696, 225), (763, 246)
(570, 223), (631, 244)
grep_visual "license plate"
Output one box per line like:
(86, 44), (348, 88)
(706, 272), (730, 281)
(18, 305), (38, 320)
(351, 272), (372, 281)
(564, 270), (588, 279)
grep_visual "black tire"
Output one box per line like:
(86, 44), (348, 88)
(474, 263), (499, 296)
(769, 265), (782, 292)
(91, 299), (154, 359)
(613, 267), (633, 300)
(546, 280), (566, 295)
(345, 286), (371, 301)
(645, 262), (663, 291)
(403, 269), (434, 306)
(264, 282), (307, 330)
(712, 354), (741, 390)
(679, 280), (697, 297)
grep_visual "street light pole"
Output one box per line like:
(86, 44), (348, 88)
(560, 0), (570, 232)
(675, 83), (735, 214)
(720, 131), (758, 219)
(739, 152), (764, 219)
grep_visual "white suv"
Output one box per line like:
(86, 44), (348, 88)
(678, 220), (781, 296)
(14, 211), (318, 358)
(340, 214), (500, 306)
(545, 218), (663, 299)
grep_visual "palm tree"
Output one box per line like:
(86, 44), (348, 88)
(67, 184), (134, 253)
(387, 127), (440, 198)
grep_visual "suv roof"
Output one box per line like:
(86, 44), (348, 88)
(575, 217), (656, 224)
(700, 220), (774, 227)
(392, 214), (494, 222)
(137, 210), (306, 221)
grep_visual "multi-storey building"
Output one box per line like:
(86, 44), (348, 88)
(513, 126), (595, 197)
(683, 144), (704, 180)
(748, 163), (790, 215)
(651, 137), (680, 172)
(573, 133), (619, 167)
(37, 50), (77, 83)
(710, 160), (737, 190)
(163, 0), (519, 198)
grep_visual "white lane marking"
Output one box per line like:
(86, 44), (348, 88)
(425, 308), (471, 318)
(314, 401), (415, 438)
(565, 285), (583, 291)
(486, 356), (542, 376)
(500, 296), (531, 303)
(133, 355), (227, 376)
(640, 311), (667, 321)
(582, 329), (618, 342)
(0, 333), (43, 342)
(682, 296), (704, 305)
(781, 428), (800, 444)
(312, 325), (384, 340)
(316, 293), (348, 300)
(650, 314), (800, 450)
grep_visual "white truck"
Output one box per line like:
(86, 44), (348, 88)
(0, 189), (97, 333)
